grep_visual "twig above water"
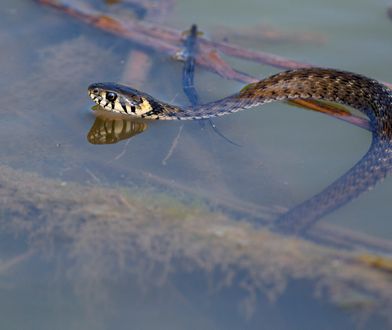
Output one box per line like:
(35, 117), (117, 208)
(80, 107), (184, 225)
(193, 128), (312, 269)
(36, 0), (392, 88)
(36, 0), (378, 130)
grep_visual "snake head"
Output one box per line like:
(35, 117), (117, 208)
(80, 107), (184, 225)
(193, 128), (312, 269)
(88, 82), (153, 117)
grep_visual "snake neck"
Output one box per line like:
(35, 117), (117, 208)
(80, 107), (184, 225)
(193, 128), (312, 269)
(181, 68), (392, 138)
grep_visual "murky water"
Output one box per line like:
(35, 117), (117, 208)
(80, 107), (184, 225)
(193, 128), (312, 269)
(0, 0), (392, 329)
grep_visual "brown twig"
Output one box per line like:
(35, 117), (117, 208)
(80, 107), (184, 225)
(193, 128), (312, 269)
(37, 0), (392, 90)
(388, 5), (392, 20)
(36, 0), (374, 130)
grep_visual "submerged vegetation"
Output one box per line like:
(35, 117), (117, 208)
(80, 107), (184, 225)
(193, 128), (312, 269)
(1, 164), (392, 320)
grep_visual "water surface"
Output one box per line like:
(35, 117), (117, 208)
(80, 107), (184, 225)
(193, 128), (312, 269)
(0, 0), (392, 329)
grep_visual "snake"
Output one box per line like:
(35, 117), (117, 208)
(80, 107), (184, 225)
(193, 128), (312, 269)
(88, 67), (392, 234)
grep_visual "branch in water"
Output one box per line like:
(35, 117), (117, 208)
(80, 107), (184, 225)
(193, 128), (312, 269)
(36, 0), (374, 131)
(181, 24), (241, 146)
(181, 24), (199, 106)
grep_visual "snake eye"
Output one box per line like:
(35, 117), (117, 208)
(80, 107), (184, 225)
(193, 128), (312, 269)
(106, 92), (117, 102)
(92, 88), (99, 95)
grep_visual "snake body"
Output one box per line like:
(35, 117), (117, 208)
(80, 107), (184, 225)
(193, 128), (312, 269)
(88, 68), (392, 233)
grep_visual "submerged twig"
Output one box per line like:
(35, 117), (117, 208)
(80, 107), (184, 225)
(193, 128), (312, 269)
(181, 24), (240, 146)
(181, 24), (199, 106)
(161, 23), (200, 165)
(161, 125), (183, 165)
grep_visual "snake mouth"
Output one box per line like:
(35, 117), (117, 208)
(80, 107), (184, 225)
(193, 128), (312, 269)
(88, 83), (123, 113)
(88, 84), (105, 105)
(88, 90), (126, 115)
(90, 93), (103, 104)
(88, 90), (105, 110)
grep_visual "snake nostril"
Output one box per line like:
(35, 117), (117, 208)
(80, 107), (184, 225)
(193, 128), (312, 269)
(92, 88), (99, 95)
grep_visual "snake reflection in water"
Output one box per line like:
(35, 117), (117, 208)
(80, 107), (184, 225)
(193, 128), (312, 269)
(88, 68), (392, 234)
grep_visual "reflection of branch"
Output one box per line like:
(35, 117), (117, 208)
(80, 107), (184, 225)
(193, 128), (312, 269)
(388, 5), (392, 20)
(122, 50), (152, 86)
(36, 0), (376, 130)
(120, 0), (171, 86)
